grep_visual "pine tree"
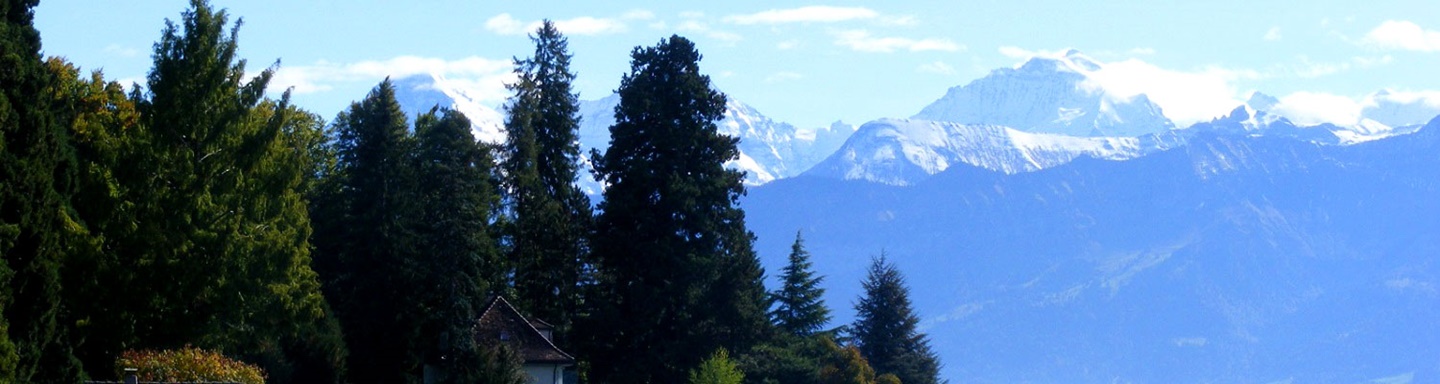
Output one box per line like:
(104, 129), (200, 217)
(413, 106), (504, 380)
(314, 79), (424, 383)
(502, 20), (592, 345)
(579, 35), (771, 383)
(0, 0), (84, 380)
(772, 231), (831, 337)
(852, 254), (942, 384)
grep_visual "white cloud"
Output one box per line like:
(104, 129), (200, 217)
(676, 20), (743, 43)
(1287, 55), (1393, 78)
(998, 46), (1070, 59)
(998, 47), (1271, 126)
(1270, 91), (1363, 126)
(764, 71), (803, 83)
(103, 44), (140, 58)
(834, 30), (961, 53)
(918, 61), (956, 75)
(484, 13), (629, 36)
(1366, 89), (1440, 108)
(776, 39), (800, 50)
(1264, 26), (1282, 41)
(878, 15), (918, 26)
(725, 6), (879, 24)
(1085, 59), (1258, 126)
(1363, 20), (1440, 52)
(271, 56), (513, 104)
(484, 14), (528, 35)
(621, 9), (655, 20)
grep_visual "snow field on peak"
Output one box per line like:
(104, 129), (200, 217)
(808, 118), (1175, 186)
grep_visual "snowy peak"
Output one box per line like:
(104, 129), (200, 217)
(805, 118), (1185, 185)
(1188, 90), (1427, 146)
(1017, 49), (1102, 74)
(576, 93), (853, 187)
(914, 50), (1174, 137)
(390, 73), (506, 143)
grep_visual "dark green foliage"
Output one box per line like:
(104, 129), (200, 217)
(414, 107), (505, 381)
(744, 231), (837, 384)
(314, 79), (424, 383)
(502, 20), (592, 345)
(316, 81), (505, 383)
(735, 335), (831, 384)
(0, 0), (84, 381)
(852, 255), (941, 384)
(44, 1), (349, 381)
(46, 58), (142, 383)
(578, 35), (771, 383)
(772, 231), (831, 337)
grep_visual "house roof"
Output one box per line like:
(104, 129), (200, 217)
(529, 318), (555, 331)
(475, 296), (575, 365)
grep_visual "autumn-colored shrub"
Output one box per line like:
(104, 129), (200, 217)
(115, 346), (265, 384)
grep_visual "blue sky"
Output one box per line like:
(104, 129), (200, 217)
(34, 1), (1440, 129)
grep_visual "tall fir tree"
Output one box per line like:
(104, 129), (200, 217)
(579, 35), (771, 384)
(772, 231), (831, 337)
(852, 254), (943, 384)
(72, 1), (350, 381)
(413, 107), (505, 381)
(313, 79), (425, 383)
(0, 0), (85, 381)
(502, 20), (592, 345)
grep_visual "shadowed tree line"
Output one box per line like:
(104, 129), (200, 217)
(0, 1), (943, 383)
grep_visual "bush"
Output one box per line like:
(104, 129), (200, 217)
(116, 346), (265, 384)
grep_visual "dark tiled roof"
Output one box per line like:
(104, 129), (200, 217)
(529, 318), (555, 330)
(475, 296), (575, 365)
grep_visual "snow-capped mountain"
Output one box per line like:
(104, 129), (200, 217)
(914, 49), (1175, 137)
(390, 73), (506, 143)
(804, 118), (1185, 186)
(1193, 91), (1423, 145)
(392, 75), (855, 192)
(577, 93), (855, 187)
(744, 116), (1440, 382)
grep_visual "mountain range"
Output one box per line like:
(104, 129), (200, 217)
(744, 117), (1440, 382)
(392, 74), (854, 194)
(387, 50), (1440, 382)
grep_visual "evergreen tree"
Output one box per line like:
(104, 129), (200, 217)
(44, 58), (139, 383)
(579, 35), (771, 383)
(502, 20), (592, 344)
(314, 79), (424, 383)
(77, 1), (350, 380)
(413, 107), (505, 381)
(772, 231), (831, 337)
(0, 0), (84, 380)
(852, 254), (942, 384)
